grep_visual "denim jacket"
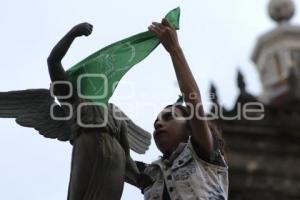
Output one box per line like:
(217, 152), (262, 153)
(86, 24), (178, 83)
(144, 139), (228, 200)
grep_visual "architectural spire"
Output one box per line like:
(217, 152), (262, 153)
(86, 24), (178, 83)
(237, 70), (246, 93)
(209, 82), (219, 104)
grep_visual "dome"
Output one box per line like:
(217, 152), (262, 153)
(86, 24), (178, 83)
(268, 0), (295, 23)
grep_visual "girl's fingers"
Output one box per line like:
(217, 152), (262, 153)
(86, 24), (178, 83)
(151, 22), (168, 36)
(148, 25), (161, 36)
(152, 22), (164, 29)
(148, 25), (159, 36)
(162, 18), (173, 29)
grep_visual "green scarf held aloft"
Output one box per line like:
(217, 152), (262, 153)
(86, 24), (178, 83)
(66, 7), (180, 104)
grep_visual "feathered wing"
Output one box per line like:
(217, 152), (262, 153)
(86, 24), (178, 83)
(0, 89), (72, 141)
(0, 89), (150, 148)
(110, 104), (151, 154)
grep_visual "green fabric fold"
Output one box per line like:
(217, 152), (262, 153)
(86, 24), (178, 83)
(66, 7), (180, 104)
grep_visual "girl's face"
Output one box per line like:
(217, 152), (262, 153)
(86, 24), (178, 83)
(153, 106), (189, 155)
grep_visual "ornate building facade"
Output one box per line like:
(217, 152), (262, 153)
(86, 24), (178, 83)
(210, 0), (300, 199)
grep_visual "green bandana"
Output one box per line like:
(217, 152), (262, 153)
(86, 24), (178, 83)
(66, 7), (180, 104)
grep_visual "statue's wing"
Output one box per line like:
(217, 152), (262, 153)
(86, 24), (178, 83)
(0, 89), (71, 141)
(110, 104), (151, 154)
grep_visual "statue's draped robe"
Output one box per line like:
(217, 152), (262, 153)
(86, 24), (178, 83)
(67, 97), (130, 200)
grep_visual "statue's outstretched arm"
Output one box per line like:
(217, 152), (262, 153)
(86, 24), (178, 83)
(47, 23), (93, 98)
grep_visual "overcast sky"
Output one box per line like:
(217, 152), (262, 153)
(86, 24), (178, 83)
(1, 0), (299, 199)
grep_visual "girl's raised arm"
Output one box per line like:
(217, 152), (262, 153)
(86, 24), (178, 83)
(148, 19), (214, 154)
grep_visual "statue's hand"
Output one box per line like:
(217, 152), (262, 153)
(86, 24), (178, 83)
(70, 22), (93, 37)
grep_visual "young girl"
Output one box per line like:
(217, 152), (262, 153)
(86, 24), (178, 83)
(142, 18), (228, 200)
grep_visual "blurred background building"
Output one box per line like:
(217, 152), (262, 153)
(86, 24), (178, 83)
(210, 0), (300, 199)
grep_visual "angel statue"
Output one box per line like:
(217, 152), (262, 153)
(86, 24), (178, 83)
(0, 23), (153, 200)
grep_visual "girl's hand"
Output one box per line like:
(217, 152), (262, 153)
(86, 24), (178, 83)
(148, 18), (180, 53)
